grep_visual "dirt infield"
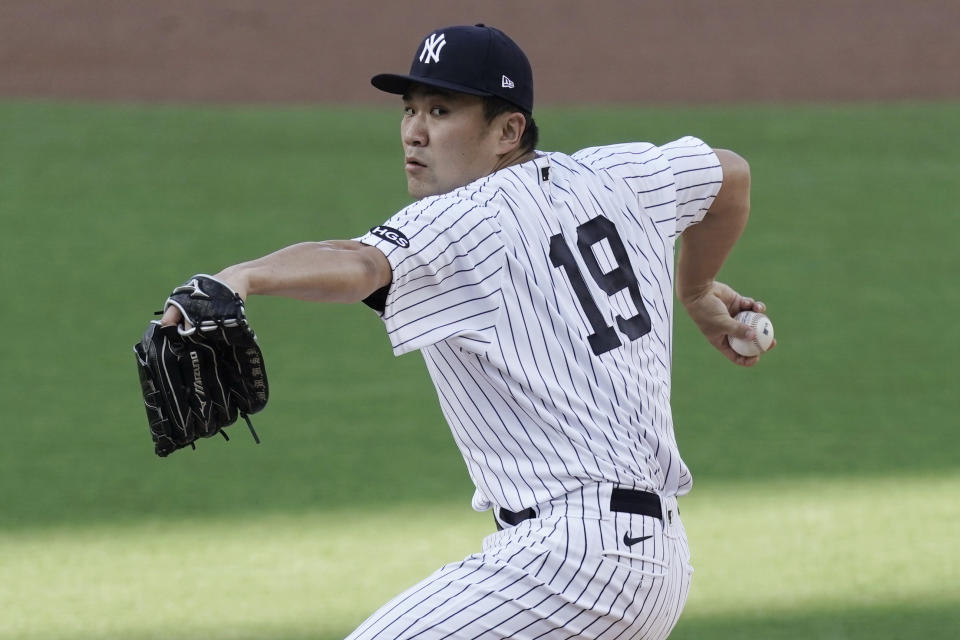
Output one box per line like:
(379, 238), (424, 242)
(1, 0), (957, 105)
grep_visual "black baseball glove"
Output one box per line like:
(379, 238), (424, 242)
(134, 275), (268, 457)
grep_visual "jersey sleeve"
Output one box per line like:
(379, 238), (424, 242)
(573, 137), (723, 237)
(355, 195), (505, 356)
(659, 136), (723, 235)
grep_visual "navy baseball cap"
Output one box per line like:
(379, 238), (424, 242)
(371, 24), (534, 113)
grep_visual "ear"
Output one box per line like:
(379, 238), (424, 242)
(494, 112), (527, 154)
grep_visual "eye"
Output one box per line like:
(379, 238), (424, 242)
(403, 105), (414, 116)
(430, 106), (447, 116)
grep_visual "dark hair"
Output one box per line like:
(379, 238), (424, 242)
(482, 95), (538, 153)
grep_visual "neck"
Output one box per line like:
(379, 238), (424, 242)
(492, 148), (536, 174)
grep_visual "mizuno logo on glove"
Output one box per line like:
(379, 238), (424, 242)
(189, 350), (207, 411)
(173, 278), (212, 299)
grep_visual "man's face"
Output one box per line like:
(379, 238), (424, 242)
(401, 86), (502, 199)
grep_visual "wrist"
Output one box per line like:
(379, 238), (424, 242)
(677, 279), (714, 308)
(214, 264), (253, 299)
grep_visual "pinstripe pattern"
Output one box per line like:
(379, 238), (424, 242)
(353, 137), (720, 639)
(346, 487), (693, 640)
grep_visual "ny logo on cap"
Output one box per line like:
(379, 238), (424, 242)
(419, 33), (446, 64)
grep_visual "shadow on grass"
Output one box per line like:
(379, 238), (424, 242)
(56, 601), (957, 640)
(670, 602), (960, 640)
(296, 602), (960, 640)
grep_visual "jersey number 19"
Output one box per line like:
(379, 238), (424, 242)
(549, 215), (652, 356)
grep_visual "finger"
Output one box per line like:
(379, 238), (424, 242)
(739, 297), (768, 313)
(160, 306), (182, 327)
(736, 295), (755, 311)
(736, 352), (759, 367)
(736, 353), (760, 367)
(718, 337), (759, 367)
(726, 317), (756, 342)
(730, 296), (766, 314)
(724, 293), (748, 314)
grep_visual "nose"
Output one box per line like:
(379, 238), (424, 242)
(402, 112), (427, 147)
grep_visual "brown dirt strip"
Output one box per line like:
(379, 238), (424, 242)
(1, 0), (957, 105)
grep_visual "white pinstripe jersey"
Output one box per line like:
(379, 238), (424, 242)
(358, 136), (722, 513)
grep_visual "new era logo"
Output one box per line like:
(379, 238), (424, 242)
(419, 33), (446, 64)
(501, 75), (515, 89)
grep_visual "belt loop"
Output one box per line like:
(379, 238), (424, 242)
(660, 495), (679, 534)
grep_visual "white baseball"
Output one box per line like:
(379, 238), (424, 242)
(728, 311), (774, 357)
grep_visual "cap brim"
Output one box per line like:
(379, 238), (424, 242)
(371, 73), (494, 98)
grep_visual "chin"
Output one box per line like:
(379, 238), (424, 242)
(407, 182), (441, 200)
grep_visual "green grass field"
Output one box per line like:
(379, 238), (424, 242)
(0, 100), (957, 639)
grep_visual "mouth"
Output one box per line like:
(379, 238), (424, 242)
(405, 157), (426, 171)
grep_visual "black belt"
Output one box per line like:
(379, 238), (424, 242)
(496, 488), (663, 531)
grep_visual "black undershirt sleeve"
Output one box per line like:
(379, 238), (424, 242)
(362, 284), (390, 313)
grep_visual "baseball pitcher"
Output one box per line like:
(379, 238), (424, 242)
(153, 24), (774, 640)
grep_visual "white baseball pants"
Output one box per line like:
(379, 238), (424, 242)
(346, 484), (693, 640)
